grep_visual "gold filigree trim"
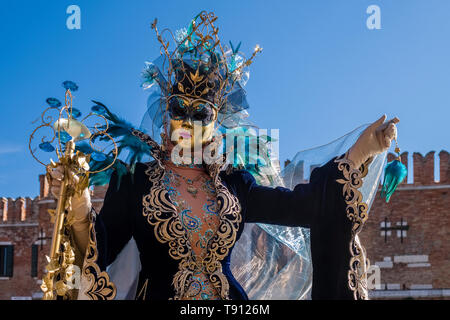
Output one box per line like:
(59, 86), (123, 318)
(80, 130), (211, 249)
(143, 161), (191, 260)
(359, 156), (373, 179)
(334, 153), (372, 300)
(136, 279), (149, 300)
(81, 210), (116, 300)
(135, 130), (242, 300)
(131, 129), (164, 168)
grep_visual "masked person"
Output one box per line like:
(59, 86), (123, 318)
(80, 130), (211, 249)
(48, 12), (398, 300)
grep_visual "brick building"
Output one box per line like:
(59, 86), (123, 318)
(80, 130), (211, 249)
(0, 150), (448, 300)
(0, 176), (107, 300)
(361, 150), (449, 299)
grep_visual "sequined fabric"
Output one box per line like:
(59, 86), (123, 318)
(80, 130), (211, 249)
(162, 160), (221, 300)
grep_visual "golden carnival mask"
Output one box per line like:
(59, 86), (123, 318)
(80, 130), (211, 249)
(168, 95), (217, 149)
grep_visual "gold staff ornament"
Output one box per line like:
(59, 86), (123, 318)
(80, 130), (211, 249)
(29, 81), (118, 300)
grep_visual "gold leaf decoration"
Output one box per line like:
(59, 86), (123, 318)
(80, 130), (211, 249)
(47, 209), (56, 223)
(190, 69), (204, 83)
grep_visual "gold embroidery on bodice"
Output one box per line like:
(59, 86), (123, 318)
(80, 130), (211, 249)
(133, 129), (242, 300)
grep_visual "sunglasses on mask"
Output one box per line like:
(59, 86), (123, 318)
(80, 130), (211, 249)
(168, 96), (216, 125)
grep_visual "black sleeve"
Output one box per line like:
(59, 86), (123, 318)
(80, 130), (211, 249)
(240, 154), (358, 299)
(243, 156), (345, 228)
(94, 168), (134, 269)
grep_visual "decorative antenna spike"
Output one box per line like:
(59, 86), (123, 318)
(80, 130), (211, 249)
(151, 18), (157, 29)
(235, 42), (242, 53)
(229, 41), (235, 53)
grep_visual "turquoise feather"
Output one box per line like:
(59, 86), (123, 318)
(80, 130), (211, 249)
(221, 126), (276, 184)
(73, 100), (153, 189)
(47, 81), (152, 191)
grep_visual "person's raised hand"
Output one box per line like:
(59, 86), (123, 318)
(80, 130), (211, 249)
(47, 163), (91, 226)
(347, 114), (400, 168)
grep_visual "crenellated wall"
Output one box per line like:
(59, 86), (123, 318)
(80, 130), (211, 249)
(0, 173), (110, 224)
(0, 197), (35, 223)
(386, 150), (449, 185)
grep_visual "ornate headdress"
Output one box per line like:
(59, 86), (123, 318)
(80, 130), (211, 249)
(140, 11), (262, 137)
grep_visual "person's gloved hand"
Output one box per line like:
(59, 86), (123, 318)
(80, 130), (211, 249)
(48, 164), (92, 229)
(347, 114), (399, 169)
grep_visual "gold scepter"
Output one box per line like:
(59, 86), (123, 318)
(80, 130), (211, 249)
(50, 141), (73, 263)
(42, 138), (81, 300)
(29, 84), (117, 300)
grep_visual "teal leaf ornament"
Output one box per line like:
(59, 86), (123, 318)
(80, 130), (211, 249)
(381, 156), (407, 203)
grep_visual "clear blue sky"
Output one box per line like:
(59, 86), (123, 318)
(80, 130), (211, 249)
(0, 0), (449, 198)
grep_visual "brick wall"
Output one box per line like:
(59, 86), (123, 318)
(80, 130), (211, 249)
(360, 150), (449, 299)
(0, 175), (107, 300)
(0, 196), (39, 299)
